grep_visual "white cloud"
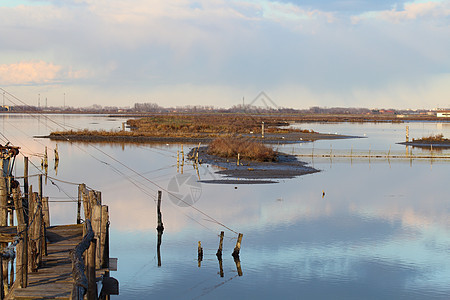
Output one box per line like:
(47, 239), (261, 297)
(0, 61), (89, 85)
(353, 0), (450, 23)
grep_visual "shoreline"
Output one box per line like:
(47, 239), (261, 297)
(42, 131), (359, 144)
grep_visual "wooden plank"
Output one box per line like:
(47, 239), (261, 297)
(6, 224), (84, 300)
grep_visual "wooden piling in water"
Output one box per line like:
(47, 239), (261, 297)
(77, 184), (84, 224)
(87, 239), (97, 300)
(232, 233), (243, 258)
(13, 184), (28, 288)
(101, 205), (109, 269)
(198, 241), (203, 267)
(216, 231), (224, 259)
(157, 191), (164, 232)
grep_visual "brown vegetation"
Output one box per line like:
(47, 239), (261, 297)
(413, 134), (448, 142)
(207, 137), (277, 162)
(126, 114), (313, 136)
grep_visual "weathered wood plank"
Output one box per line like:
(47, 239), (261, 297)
(6, 224), (84, 300)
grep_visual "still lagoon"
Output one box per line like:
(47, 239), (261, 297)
(1, 114), (450, 299)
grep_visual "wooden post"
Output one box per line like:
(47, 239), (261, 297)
(406, 126), (409, 142)
(216, 231), (224, 259)
(87, 239), (97, 300)
(0, 177), (7, 227)
(261, 121), (265, 139)
(100, 205), (109, 269)
(232, 233), (243, 258)
(44, 147), (48, 167)
(38, 174), (43, 203)
(24, 156), (29, 203)
(92, 205), (102, 269)
(156, 191), (164, 232)
(13, 185), (28, 288)
(237, 153), (240, 166)
(198, 241), (203, 267)
(42, 196), (50, 227)
(77, 184), (84, 224)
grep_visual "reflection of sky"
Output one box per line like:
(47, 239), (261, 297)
(2, 115), (450, 299)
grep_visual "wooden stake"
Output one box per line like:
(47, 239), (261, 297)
(77, 184), (83, 224)
(0, 177), (7, 227)
(92, 205), (102, 269)
(198, 241), (203, 267)
(216, 231), (224, 259)
(100, 205), (109, 269)
(237, 153), (240, 166)
(87, 239), (97, 300)
(232, 233), (243, 258)
(157, 191), (164, 232)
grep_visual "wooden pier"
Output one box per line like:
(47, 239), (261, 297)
(0, 147), (117, 300)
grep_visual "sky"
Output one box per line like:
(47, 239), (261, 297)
(0, 0), (449, 109)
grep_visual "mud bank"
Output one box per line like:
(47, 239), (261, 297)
(189, 147), (319, 184)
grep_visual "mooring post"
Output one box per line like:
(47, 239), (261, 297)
(0, 177), (7, 227)
(232, 233), (243, 258)
(24, 156), (29, 201)
(237, 153), (240, 166)
(198, 241), (203, 267)
(13, 184), (28, 288)
(44, 147), (48, 168)
(216, 231), (224, 259)
(100, 205), (109, 269)
(38, 174), (43, 203)
(77, 184), (84, 224)
(92, 204), (102, 269)
(157, 191), (164, 232)
(406, 126), (409, 142)
(87, 239), (97, 300)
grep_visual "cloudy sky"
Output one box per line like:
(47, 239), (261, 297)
(0, 0), (449, 109)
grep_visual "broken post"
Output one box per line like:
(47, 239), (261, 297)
(157, 191), (164, 232)
(232, 233), (243, 258)
(216, 231), (224, 259)
(198, 241), (203, 267)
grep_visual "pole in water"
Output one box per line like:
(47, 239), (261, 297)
(232, 233), (243, 258)
(157, 191), (164, 232)
(216, 231), (224, 259)
(406, 126), (409, 142)
(237, 153), (240, 166)
(198, 241), (203, 267)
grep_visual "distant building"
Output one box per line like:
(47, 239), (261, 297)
(437, 110), (450, 118)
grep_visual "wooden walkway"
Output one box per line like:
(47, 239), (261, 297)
(6, 224), (83, 300)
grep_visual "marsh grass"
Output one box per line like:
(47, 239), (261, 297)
(207, 137), (277, 162)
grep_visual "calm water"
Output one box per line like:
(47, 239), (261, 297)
(1, 114), (450, 299)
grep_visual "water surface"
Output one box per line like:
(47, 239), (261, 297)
(1, 114), (449, 299)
